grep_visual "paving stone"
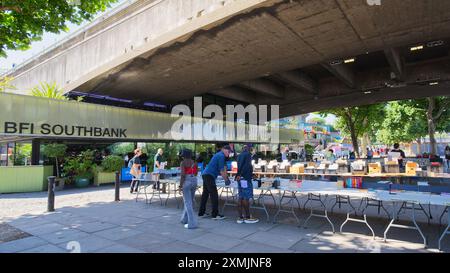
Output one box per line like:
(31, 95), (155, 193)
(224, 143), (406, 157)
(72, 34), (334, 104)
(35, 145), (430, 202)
(0, 236), (48, 253)
(117, 232), (172, 250)
(244, 231), (303, 250)
(18, 222), (66, 236)
(38, 228), (90, 244)
(155, 241), (219, 253)
(226, 241), (294, 253)
(20, 244), (66, 253)
(208, 222), (259, 239)
(94, 244), (145, 253)
(186, 233), (243, 252)
(93, 226), (143, 241)
(57, 235), (116, 253)
(72, 221), (117, 233)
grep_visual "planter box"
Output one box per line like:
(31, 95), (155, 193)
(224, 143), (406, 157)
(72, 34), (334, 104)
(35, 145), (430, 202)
(0, 165), (53, 193)
(94, 172), (118, 186)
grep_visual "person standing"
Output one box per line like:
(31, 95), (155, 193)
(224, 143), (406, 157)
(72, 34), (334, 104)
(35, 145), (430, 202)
(129, 149), (142, 193)
(367, 148), (373, 161)
(153, 148), (164, 190)
(235, 146), (259, 224)
(281, 147), (289, 161)
(179, 149), (198, 229)
(250, 148), (258, 164)
(391, 143), (406, 168)
(445, 145), (450, 172)
(198, 145), (231, 220)
(325, 149), (336, 162)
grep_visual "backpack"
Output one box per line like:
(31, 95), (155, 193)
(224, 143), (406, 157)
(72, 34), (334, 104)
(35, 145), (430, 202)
(127, 156), (136, 168)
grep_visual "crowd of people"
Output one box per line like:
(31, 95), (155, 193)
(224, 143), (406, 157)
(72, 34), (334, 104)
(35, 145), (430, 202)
(127, 144), (260, 230)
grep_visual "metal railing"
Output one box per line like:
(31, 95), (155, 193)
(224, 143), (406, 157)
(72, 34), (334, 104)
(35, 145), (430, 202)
(1, 0), (138, 77)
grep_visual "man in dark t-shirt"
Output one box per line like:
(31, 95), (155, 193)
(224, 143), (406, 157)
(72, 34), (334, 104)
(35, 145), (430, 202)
(391, 143), (406, 168)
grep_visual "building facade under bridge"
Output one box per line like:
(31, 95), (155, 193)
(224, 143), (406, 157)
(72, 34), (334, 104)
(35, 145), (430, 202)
(0, 92), (303, 166)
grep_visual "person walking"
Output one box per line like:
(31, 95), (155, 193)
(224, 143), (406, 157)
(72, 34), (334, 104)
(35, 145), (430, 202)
(198, 145), (232, 220)
(179, 149), (199, 229)
(235, 145), (259, 224)
(129, 149), (142, 193)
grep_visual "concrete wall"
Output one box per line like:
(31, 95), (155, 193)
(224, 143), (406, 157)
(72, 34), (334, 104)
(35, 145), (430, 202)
(8, 0), (272, 94)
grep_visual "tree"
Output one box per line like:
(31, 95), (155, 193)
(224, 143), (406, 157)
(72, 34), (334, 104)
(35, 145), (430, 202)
(0, 76), (16, 92)
(42, 143), (67, 177)
(321, 104), (385, 157)
(30, 81), (84, 101)
(376, 101), (428, 148)
(0, 0), (118, 57)
(376, 97), (449, 155)
(408, 97), (450, 155)
(30, 82), (68, 100)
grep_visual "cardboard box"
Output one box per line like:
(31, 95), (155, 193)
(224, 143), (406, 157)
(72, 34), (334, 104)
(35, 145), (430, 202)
(385, 164), (399, 173)
(290, 164), (305, 174)
(405, 161), (418, 176)
(368, 162), (382, 174)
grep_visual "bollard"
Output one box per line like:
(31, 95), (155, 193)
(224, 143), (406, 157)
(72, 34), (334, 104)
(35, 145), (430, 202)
(115, 171), (120, 202)
(47, 176), (56, 212)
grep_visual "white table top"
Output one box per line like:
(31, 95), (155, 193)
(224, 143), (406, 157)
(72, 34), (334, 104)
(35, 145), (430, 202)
(153, 176), (450, 206)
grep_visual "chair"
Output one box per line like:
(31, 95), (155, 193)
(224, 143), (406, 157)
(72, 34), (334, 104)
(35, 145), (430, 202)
(135, 172), (158, 204)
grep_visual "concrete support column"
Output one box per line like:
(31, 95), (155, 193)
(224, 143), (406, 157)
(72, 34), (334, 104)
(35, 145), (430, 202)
(31, 139), (41, 165)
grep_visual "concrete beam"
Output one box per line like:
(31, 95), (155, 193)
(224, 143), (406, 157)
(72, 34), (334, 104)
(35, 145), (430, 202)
(272, 70), (317, 94)
(279, 81), (450, 117)
(237, 79), (285, 98)
(384, 48), (405, 81)
(322, 62), (356, 89)
(208, 86), (258, 103)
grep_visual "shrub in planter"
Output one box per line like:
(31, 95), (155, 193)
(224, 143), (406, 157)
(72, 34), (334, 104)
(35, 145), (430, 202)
(94, 155), (124, 186)
(101, 155), (124, 172)
(63, 150), (95, 188)
(42, 144), (67, 190)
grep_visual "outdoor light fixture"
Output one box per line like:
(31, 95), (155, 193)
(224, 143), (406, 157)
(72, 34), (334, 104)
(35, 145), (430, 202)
(364, 91), (372, 94)
(410, 45), (424, 51)
(429, 82), (439, 86)
(344, 58), (355, 64)
(427, 40), (444, 48)
(329, 60), (342, 66)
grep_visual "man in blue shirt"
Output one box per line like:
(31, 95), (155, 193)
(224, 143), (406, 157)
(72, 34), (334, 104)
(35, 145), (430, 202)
(235, 145), (258, 224)
(199, 145), (231, 220)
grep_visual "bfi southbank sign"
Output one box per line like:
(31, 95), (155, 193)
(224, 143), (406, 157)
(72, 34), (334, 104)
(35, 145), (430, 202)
(0, 93), (300, 144)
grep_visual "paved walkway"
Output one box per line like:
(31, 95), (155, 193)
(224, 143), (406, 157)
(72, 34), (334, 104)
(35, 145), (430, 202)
(0, 185), (448, 253)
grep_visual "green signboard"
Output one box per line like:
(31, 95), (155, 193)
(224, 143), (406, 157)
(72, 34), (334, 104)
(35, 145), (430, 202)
(0, 93), (302, 144)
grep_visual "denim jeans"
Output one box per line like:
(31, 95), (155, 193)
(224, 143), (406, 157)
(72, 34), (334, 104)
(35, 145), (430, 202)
(181, 176), (198, 229)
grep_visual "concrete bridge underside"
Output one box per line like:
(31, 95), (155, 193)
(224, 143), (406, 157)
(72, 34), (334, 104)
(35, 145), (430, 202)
(8, 0), (450, 117)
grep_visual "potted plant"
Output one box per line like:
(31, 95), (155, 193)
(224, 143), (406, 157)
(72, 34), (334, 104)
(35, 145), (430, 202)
(42, 143), (67, 190)
(63, 150), (95, 188)
(94, 155), (124, 186)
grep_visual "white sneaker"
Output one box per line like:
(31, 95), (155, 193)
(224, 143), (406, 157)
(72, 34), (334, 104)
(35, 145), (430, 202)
(244, 218), (259, 224)
(212, 215), (226, 220)
(184, 224), (189, 229)
(236, 218), (244, 224)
